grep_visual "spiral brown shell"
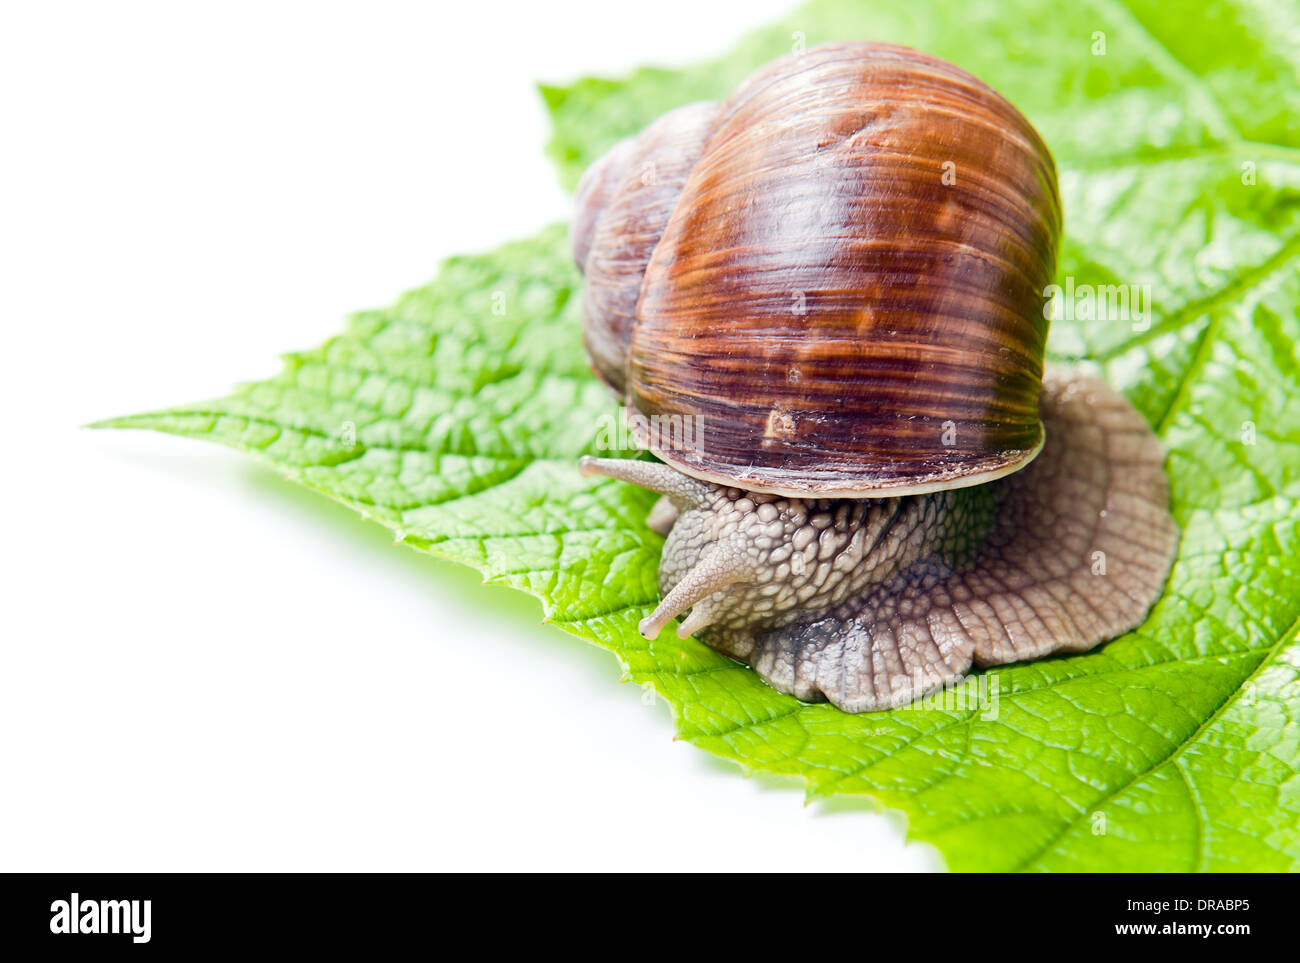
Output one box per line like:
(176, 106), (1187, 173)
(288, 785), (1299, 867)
(574, 42), (1062, 497)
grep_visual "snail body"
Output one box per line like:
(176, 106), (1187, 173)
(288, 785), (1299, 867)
(573, 43), (1178, 711)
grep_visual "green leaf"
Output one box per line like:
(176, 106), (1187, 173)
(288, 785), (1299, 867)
(99, 0), (1300, 871)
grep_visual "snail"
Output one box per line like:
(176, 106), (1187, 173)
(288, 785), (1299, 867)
(571, 42), (1178, 712)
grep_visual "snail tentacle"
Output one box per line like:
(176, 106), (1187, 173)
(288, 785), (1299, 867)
(638, 541), (754, 640)
(578, 455), (708, 507)
(645, 496), (680, 536)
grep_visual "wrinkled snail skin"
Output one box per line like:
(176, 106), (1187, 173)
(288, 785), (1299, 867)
(584, 368), (1177, 711)
(573, 42), (1179, 712)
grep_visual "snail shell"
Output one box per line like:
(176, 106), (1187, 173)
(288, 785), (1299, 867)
(574, 42), (1178, 711)
(574, 101), (718, 392)
(575, 42), (1061, 496)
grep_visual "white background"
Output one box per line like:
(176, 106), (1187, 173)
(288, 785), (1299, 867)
(1, 0), (939, 871)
